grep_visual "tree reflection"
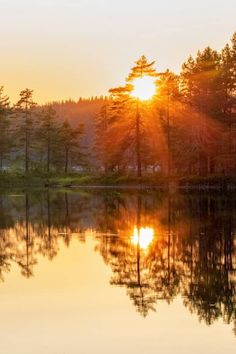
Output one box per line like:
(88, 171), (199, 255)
(0, 189), (235, 329)
(94, 192), (236, 326)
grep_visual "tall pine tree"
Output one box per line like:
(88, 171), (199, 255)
(0, 87), (12, 171)
(15, 89), (37, 173)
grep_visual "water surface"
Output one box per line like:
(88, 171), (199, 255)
(0, 189), (235, 353)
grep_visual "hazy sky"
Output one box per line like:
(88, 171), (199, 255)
(1, 0), (236, 103)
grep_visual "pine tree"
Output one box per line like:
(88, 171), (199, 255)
(127, 55), (157, 81)
(180, 47), (222, 175)
(181, 47), (221, 116)
(107, 86), (132, 172)
(0, 87), (12, 171)
(219, 43), (235, 172)
(127, 56), (157, 176)
(156, 70), (180, 177)
(103, 56), (158, 176)
(95, 102), (109, 172)
(15, 89), (37, 173)
(37, 105), (59, 173)
(57, 120), (84, 173)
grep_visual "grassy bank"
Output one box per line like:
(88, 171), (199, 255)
(0, 172), (168, 190)
(1, 172), (236, 192)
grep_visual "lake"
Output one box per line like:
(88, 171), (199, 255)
(0, 189), (235, 353)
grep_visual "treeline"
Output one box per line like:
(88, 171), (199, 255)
(0, 88), (106, 173)
(96, 31), (236, 177)
(0, 88), (92, 173)
(1, 31), (236, 176)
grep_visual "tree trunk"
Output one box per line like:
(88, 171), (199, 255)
(25, 130), (29, 173)
(136, 101), (142, 177)
(47, 137), (50, 173)
(0, 152), (3, 172)
(65, 148), (69, 173)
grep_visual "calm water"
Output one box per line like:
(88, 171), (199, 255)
(0, 189), (235, 353)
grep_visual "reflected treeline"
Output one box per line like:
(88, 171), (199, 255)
(0, 190), (236, 330)
(0, 190), (92, 279)
(93, 191), (236, 328)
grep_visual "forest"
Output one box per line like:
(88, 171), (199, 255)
(0, 31), (236, 183)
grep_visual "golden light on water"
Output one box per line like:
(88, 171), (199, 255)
(131, 76), (156, 101)
(131, 226), (154, 250)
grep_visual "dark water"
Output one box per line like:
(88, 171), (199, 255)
(0, 189), (235, 353)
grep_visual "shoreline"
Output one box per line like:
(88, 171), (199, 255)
(1, 173), (236, 193)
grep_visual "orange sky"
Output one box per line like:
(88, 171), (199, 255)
(1, 0), (236, 104)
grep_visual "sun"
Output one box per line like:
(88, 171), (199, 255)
(131, 76), (156, 101)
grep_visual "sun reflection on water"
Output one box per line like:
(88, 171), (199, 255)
(131, 226), (154, 250)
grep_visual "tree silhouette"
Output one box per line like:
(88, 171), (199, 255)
(15, 89), (37, 173)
